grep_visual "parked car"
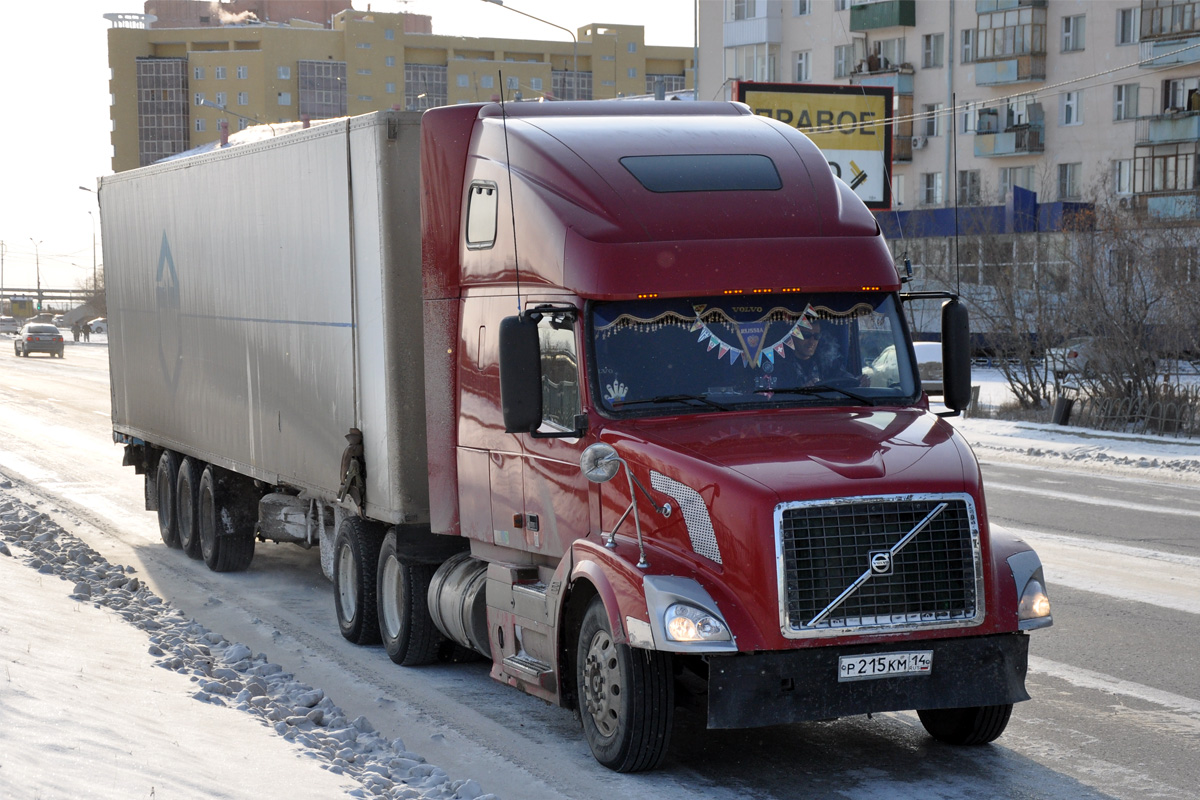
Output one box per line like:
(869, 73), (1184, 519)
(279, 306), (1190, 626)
(1046, 336), (1158, 380)
(87, 317), (108, 334)
(0, 316), (19, 335)
(14, 323), (64, 358)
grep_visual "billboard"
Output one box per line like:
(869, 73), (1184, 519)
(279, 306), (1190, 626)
(737, 82), (893, 210)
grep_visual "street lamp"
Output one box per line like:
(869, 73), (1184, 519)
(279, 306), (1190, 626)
(480, 0), (578, 101)
(28, 238), (42, 312)
(79, 186), (99, 293)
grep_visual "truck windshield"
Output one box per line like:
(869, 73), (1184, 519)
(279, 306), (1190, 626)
(591, 293), (917, 415)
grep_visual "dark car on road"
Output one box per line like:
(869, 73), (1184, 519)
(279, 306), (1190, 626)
(14, 323), (65, 358)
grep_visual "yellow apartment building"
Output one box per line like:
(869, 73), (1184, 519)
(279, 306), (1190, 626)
(108, 10), (695, 171)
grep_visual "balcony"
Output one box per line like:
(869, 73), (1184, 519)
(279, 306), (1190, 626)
(974, 108), (1044, 157)
(1139, 34), (1200, 67)
(724, 14), (782, 47)
(893, 94), (913, 162)
(1135, 111), (1200, 144)
(975, 1), (1045, 11)
(974, 54), (1045, 86)
(849, 64), (914, 95)
(850, 0), (915, 31)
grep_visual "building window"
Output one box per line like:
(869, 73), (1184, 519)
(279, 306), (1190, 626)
(834, 0), (848, 11)
(795, 0), (810, 15)
(922, 103), (944, 137)
(385, 56), (396, 67)
(238, 91), (248, 105)
(238, 118), (249, 130)
(1061, 90), (1081, 125)
(481, 75), (494, 89)
(628, 42), (637, 53)
(194, 66), (205, 81)
(922, 33), (944, 68)
(1114, 84), (1138, 120)
(237, 66), (248, 79)
(1117, 7), (1139, 45)
(356, 42), (371, 49)
(506, 76), (519, 90)
(195, 118), (206, 132)
(385, 28), (395, 40)
(921, 173), (943, 205)
(730, 0), (758, 21)
(298, 59), (348, 119)
(194, 92), (205, 106)
(628, 67), (638, 78)
(957, 170), (981, 205)
(975, 7), (1047, 60)
(215, 66), (226, 80)
(1114, 159), (1132, 194)
(725, 43), (779, 82)
(215, 91), (226, 106)
(999, 166), (1034, 200)
(357, 69), (372, 75)
(834, 44), (854, 78)
(553, 70), (593, 101)
(874, 37), (905, 68)
(893, 173), (905, 207)
(456, 74), (469, 88)
(961, 100), (980, 133)
(794, 50), (811, 82)
(278, 91), (291, 105)
(386, 82), (396, 94)
(1058, 162), (1081, 199)
(961, 29), (976, 63)
(1062, 15), (1086, 52)
(405, 63), (448, 109)
(531, 77), (543, 90)
(278, 66), (291, 80)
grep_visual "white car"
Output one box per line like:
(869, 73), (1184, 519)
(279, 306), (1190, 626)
(863, 342), (943, 394)
(87, 317), (108, 334)
(0, 316), (19, 335)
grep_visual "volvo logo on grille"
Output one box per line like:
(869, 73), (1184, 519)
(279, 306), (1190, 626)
(869, 550), (893, 575)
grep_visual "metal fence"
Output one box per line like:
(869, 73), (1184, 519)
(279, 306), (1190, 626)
(1072, 386), (1200, 439)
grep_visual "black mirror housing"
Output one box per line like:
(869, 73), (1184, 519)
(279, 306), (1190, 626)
(941, 299), (972, 413)
(499, 314), (542, 434)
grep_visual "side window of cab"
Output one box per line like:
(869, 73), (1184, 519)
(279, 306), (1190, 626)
(539, 318), (580, 430)
(466, 181), (497, 249)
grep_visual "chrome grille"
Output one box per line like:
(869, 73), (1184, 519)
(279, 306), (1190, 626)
(775, 494), (982, 637)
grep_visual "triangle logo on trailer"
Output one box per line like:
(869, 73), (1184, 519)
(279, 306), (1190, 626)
(155, 231), (183, 393)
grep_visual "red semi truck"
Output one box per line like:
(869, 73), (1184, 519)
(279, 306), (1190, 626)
(101, 102), (1052, 772)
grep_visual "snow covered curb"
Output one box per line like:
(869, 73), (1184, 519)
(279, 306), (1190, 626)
(0, 488), (495, 800)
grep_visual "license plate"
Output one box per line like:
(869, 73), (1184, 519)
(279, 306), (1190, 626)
(838, 651), (932, 682)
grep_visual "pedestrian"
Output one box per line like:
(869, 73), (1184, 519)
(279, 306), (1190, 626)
(72, 322), (81, 342)
(82, 322), (91, 343)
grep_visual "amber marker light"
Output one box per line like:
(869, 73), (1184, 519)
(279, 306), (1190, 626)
(637, 293), (659, 299)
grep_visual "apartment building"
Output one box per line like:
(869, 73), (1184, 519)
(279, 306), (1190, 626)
(699, 0), (1200, 223)
(109, 9), (694, 171)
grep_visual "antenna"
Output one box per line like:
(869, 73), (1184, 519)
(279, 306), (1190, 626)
(498, 71), (522, 313)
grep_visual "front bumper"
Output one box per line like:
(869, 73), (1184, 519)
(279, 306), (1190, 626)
(707, 633), (1029, 729)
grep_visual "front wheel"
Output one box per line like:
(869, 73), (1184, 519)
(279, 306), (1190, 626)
(377, 532), (444, 665)
(334, 517), (385, 645)
(918, 704), (1013, 745)
(576, 597), (674, 772)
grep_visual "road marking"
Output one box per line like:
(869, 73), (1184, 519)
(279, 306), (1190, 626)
(986, 481), (1200, 520)
(1001, 526), (1200, 615)
(1029, 655), (1200, 719)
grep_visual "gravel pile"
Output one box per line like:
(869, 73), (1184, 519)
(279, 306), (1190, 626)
(0, 487), (495, 800)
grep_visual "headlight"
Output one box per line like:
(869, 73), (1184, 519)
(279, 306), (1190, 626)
(664, 603), (731, 642)
(1018, 577), (1052, 630)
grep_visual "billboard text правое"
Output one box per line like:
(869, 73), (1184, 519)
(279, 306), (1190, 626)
(737, 83), (893, 210)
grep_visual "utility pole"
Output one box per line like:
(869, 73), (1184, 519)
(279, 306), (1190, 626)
(29, 238), (43, 312)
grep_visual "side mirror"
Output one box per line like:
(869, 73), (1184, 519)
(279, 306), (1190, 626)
(580, 443), (621, 483)
(499, 314), (542, 434)
(941, 298), (972, 414)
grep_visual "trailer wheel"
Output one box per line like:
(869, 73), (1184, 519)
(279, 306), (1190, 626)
(155, 451), (182, 549)
(918, 703), (1013, 746)
(175, 458), (204, 558)
(196, 466), (256, 573)
(576, 596), (674, 772)
(377, 532), (445, 666)
(334, 517), (384, 645)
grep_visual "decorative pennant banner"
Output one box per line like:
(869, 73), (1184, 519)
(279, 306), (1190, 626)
(692, 303), (819, 367)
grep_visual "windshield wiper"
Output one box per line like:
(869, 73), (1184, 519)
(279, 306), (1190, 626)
(758, 384), (874, 405)
(615, 393), (731, 412)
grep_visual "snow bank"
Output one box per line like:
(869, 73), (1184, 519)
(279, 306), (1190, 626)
(0, 489), (495, 800)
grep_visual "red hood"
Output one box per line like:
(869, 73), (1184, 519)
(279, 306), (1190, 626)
(604, 407), (974, 503)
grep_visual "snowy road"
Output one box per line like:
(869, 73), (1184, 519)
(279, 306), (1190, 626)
(2, 342), (1199, 799)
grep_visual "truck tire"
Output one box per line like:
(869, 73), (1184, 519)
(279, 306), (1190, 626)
(334, 517), (385, 645)
(175, 458), (204, 559)
(197, 466), (256, 573)
(576, 596), (674, 772)
(377, 532), (445, 666)
(918, 703), (1013, 746)
(155, 451), (182, 549)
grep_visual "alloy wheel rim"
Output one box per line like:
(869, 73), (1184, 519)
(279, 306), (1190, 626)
(582, 628), (621, 737)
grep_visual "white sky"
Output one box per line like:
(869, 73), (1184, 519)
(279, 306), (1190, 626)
(0, 0), (698, 297)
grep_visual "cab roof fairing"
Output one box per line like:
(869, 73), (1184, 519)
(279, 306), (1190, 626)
(457, 104), (896, 298)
